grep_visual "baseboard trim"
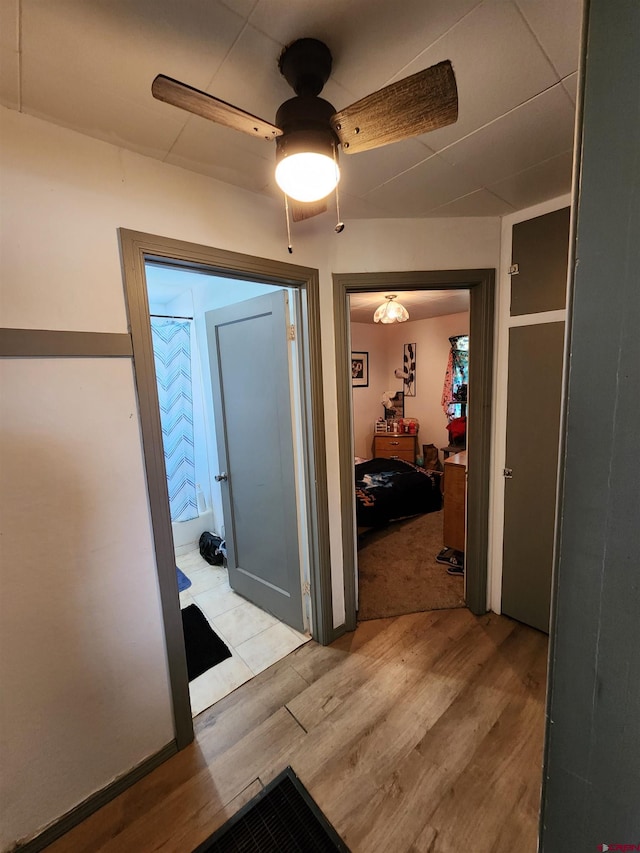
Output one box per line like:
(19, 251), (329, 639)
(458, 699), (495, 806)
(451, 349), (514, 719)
(15, 741), (178, 853)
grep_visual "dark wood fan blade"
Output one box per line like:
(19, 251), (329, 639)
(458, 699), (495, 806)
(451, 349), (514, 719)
(290, 198), (327, 222)
(152, 75), (282, 141)
(330, 60), (457, 154)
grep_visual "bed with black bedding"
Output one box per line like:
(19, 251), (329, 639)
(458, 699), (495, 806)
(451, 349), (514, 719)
(354, 457), (442, 528)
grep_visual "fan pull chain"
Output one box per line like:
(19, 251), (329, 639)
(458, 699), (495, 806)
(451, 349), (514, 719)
(284, 194), (293, 254)
(334, 143), (344, 233)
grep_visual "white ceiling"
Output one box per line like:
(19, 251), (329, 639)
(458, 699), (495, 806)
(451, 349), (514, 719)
(0, 0), (582, 219)
(349, 290), (470, 324)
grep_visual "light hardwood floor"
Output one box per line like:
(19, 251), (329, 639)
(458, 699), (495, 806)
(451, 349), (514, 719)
(46, 609), (548, 853)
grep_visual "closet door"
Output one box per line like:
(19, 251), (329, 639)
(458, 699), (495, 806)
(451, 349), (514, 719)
(501, 322), (565, 632)
(501, 207), (570, 633)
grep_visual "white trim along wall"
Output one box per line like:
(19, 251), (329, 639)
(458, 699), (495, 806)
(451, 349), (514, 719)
(488, 193), (571, 614)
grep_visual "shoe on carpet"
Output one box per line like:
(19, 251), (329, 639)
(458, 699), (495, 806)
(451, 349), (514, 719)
(435, 547), (456, 565)
(446, 552), (465, 575)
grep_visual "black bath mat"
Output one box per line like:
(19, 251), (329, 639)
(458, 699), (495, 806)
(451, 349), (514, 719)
(193, 767), (350, 852)
(181, 604), (231, 681)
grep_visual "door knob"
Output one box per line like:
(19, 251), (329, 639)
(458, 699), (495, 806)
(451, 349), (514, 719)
(215, 472), (228, 482)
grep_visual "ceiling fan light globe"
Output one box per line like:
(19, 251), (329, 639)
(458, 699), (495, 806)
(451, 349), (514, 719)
(275, 152), (339, 203)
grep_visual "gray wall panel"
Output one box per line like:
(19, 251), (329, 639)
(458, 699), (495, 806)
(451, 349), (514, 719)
(540, 0), (640, 845)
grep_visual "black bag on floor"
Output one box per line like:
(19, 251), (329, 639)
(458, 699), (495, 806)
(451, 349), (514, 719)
(199, 531), (225, 566)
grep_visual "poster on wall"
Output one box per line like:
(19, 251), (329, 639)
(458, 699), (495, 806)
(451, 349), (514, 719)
(351, 351), (369, 387)
(402, 342), (416, 396)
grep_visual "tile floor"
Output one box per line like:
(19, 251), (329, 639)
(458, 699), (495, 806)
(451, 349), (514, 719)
(176, 548), (309, 716)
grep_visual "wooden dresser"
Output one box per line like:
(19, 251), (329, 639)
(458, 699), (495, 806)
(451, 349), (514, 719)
(373, 433), (418, 463)
(443, 450), (467, 552)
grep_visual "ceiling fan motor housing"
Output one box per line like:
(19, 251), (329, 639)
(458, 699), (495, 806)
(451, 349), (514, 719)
(275, 96), (340, 166)
(278, 38), (332, 97)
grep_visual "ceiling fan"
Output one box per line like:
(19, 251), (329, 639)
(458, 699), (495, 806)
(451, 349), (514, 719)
(152, 38), (458, 223)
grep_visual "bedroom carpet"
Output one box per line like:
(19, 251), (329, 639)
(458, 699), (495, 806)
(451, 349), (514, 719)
(357, 509), (465, 620)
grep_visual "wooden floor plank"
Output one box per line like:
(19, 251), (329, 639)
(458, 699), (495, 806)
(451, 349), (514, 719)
(43, 610), (547, 853)
(407, 822), (439, 853)
(287, 609), (474, 733)
(152, 778), (263, 853)
(288, 614), (519, 840)
(424, 630), (548, 852)
(342, 624), (547, 852)
(287, 615), (399, 686)
(42, 744), (213, 853)
(48, 708), (305, 853)
(194, 657), (309, 762)
(104, 707), (306, 853)
(425, 694), (545, 852)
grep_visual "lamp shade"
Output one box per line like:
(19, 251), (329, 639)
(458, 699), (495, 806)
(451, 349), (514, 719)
(373, 294), (409, 324)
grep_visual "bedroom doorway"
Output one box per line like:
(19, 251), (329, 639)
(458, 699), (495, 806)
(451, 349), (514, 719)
(333, 270), (495, 630)
(349, 290), (470, 620)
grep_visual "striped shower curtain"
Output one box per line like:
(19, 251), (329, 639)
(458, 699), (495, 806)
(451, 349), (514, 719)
(150, 318), (198, 522)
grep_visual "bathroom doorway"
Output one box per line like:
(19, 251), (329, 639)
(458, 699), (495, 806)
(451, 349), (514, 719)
(145, 264), (310, 716)
(119, 229), (332, 744)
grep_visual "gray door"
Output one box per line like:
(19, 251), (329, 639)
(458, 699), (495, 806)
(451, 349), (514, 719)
(501, 322), (565, 633)
(205, 291), (304, 631)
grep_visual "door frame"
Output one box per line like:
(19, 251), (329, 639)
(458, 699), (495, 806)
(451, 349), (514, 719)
(333, 269), (495, 629)
(119, 229), (332, 749)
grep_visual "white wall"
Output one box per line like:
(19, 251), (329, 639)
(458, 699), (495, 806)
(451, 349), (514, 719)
(0, 110), (323, 335)
(349, 321), (391, 458)
(350, 312), (470, 460)
(0, 359), (173, 851)
(384, 312), (470, 454)
(0, 105), (501, 849)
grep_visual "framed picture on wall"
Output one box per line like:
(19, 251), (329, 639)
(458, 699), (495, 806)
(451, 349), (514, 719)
(351, 351), (369, 387)
(403, 342), (416, 396)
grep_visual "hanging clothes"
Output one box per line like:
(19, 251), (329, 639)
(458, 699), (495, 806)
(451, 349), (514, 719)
(150, 318), (198, 522)
(441, 334), (469, 419)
